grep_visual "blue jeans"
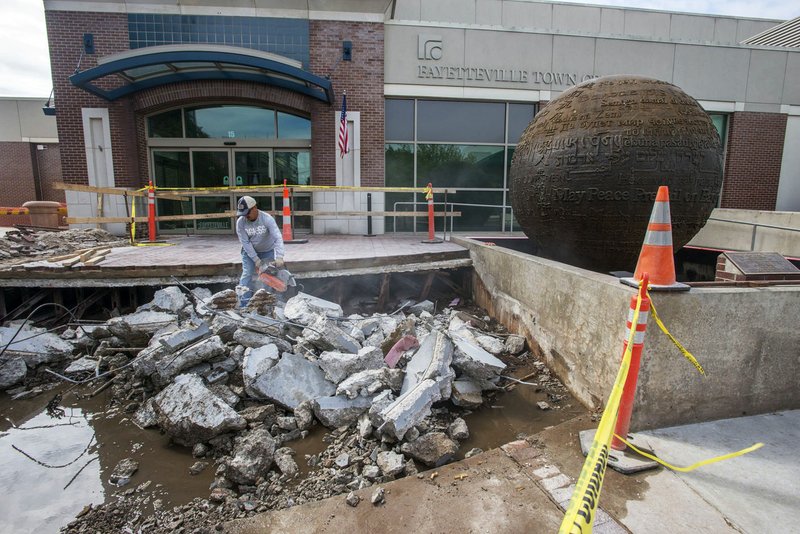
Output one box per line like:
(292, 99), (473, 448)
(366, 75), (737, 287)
(239, 248), (275, 307)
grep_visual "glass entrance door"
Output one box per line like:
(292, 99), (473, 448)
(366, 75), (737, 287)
(152, 148), (311, 234)
(234, 150), (273, 214)
(193, 150), (232, 232)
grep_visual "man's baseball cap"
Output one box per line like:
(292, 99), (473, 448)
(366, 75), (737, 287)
(236, 196), (257, 216)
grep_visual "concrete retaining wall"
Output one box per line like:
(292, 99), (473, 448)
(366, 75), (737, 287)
(688, 208), (800, 258)
(455, 236), (800, 430)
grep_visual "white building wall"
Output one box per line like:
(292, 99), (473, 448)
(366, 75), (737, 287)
(777, 115), (800, 212)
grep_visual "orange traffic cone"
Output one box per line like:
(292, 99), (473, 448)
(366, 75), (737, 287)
(281, 180), (308, 244)
(621, 186), (689, 291)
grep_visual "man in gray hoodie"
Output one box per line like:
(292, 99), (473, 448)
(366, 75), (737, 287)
(235, 195), (285, 307)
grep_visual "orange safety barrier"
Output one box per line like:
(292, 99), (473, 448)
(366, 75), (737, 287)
(147, 181), (156, 242)
(611, 273), (651, 451)
(421, 182), (442, 244)
(281, 179), (293, 242)
(280, 180), (308, 245)
(0, 207), (29, 216)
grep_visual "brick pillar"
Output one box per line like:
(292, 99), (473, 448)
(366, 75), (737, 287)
(720, 111), (787, 210)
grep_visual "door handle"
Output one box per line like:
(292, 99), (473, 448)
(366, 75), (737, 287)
(223, 175), (229, 185)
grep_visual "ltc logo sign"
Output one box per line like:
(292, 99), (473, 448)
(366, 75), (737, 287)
(418, 34), (442, 60)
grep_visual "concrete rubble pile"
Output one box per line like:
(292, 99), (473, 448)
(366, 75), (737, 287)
(3, 287), (529, 528)
(0, 227), (125, 262)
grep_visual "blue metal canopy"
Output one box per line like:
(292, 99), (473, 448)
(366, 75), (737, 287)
(70, 44), (332, 104)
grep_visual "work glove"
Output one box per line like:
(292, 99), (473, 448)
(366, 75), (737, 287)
(254, 258), (262, 273)
(274, 257), (285, 269)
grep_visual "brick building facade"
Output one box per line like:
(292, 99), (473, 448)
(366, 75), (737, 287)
(37, 0), (799, 237)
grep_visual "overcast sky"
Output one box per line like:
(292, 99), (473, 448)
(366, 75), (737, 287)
(0, 0), (798, 98)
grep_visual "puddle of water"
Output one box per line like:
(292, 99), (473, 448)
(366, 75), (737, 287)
(0, 406), (101, 534)
(0, 388), (215, 534)
(460, 381), (586, 455)
(0, 368), (584, 533)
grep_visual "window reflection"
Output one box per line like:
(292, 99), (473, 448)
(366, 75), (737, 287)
(417, 145), (504, 189)
(148, 105), (311, 140)
(185, 106), (276, 139)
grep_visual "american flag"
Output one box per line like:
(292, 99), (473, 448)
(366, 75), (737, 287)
(338, 92), (348, 158)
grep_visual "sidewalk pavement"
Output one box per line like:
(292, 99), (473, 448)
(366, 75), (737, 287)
(226, 410), (800, 534)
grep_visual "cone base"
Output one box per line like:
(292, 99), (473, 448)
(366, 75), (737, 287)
(285, 238), (308, 244)
(579, 429), (659, 474)
(422, 238), (443, 244)
(620, 277), (690, 292)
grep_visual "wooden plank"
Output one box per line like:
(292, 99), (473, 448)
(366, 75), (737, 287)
(166, 186), (455, 195)
(377, 273), (391, 311)
(67, 210), (461, 224)
(419, 272), (436, 301)
(84, 254), (108, 266)
(54, 182), (189, 202)
(61, 256), (82, 268)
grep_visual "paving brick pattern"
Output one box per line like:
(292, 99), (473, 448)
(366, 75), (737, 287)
(501, 439), (628, 533)
(100, 235), (466, 269)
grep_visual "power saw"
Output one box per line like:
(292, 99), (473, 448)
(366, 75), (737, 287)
(256, 263), (297, 293)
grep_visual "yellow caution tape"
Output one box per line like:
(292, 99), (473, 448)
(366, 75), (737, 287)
(559, 283), (645, 534)
(129, 187), (173, 247)
(424, 183), (433, 201)
(647, 292), (706, 376)
(613, 434), (763, 472)
(152, 184), (429, 192)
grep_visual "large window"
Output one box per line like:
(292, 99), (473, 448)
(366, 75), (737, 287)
(385, 99), (535, 232)
(148, 105), (310, 140)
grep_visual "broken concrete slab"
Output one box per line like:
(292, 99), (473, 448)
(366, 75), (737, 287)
(242, 344), (280, 398)
(0, 326), (74, 367)
(378, 378), (442, 440)
(248, 353), (336, 410)
(64, 356), (98, 374)
(242, 313), (284, 337)
(152, 335), (227, 387)
(227, 427), (276, 485)
(284, 293), (343, 326)
(153, 374), (247, 446)
(451, 379), (484, 408)
(294, 400), (314, 431)
(367, 390), (395, 428)
(106, 310), (178, 346)
(210, 384), (240, 408)
(132, 398), (158, 429)
(376, 451), (405, 477)
(448, 418), (470, 440)
(210, 313), (239, 343)
(233, 329), (292, 354)
(400, 330), (454, 399)
(400, 432), (458, 467)
(476, 335), (505, 356)
(158, 322), (211, 353)
(274, 447), (299, 478)
(109, 458), (139, 486)
(238, 405), (277, 425)
(148, 286), (189, 314)
(408, 300), (435, 316)
(207, 289), (238, 310)
(318, 346), (384, 384)
(313, 395), (374, 428)
(336, 368), (403, 400)
(0, 355), (27, 390)
(505, 334), (526, 355)
(452, 336), (506, 384)
(303, 316), (361, 354)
